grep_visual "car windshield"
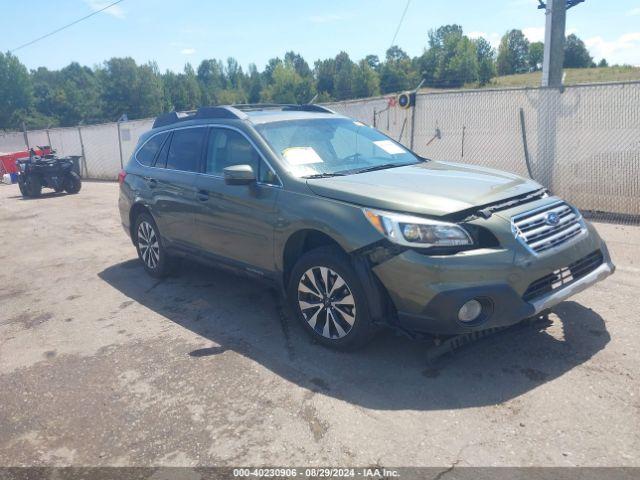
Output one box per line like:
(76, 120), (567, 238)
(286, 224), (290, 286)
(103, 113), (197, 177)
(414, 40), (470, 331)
(255, 118), (423, 178)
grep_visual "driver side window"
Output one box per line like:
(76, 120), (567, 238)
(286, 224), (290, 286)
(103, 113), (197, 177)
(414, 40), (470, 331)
(205, 128), (280, 186)
(206, 128), (259, 175)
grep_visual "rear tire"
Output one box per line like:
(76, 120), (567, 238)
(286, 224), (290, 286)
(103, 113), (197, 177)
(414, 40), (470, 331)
(18, 179), (28, 197)
(134, 212), (174, 278)
(288, 246), (377, 351)
(64, 172), (82, 194)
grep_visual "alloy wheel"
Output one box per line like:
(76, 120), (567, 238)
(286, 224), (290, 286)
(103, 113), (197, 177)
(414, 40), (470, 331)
(137, 221), (160, 270)
(297, 266), (356, 339)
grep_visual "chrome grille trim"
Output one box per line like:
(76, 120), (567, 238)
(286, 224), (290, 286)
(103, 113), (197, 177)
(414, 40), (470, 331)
(512, 201), (587, 255)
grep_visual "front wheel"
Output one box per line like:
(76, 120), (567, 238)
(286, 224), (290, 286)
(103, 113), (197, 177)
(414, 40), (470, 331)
(64, 172), (82, 194)
(24, 176), (42, 197)
(134, 213), (174, 278)
(288, 247), (377, 350)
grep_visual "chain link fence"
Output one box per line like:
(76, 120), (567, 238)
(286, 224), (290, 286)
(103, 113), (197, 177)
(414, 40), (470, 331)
(327, 82), (640, 223)
(1, 82), (638, 222)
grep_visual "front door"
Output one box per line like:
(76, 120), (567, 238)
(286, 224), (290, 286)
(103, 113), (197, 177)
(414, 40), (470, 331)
(192, 127), (281, 274)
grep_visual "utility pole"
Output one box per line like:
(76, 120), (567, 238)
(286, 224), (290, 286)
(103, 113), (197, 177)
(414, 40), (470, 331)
(541, 0), (567, 87)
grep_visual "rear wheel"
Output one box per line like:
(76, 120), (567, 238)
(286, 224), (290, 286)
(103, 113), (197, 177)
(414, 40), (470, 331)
(18, 179), (27, 197)
(64, 172), (82, 194)
(288, 247), (377, 350)
(134, 213), (173, 278)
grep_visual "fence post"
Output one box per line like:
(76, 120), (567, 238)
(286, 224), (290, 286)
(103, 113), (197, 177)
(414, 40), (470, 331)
(409, 103), (417, 150)
(22, 122), (29, 149)
(116, 121), (124, 169)
(78, 126), (88, 178)
(519, 108), (534, 180)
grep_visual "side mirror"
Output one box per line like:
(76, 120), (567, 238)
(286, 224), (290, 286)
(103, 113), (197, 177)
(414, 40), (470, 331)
(223, 164), (256, 185)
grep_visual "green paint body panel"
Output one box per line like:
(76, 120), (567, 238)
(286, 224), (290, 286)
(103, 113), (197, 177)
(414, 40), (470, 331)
(119, 108), (614, 336)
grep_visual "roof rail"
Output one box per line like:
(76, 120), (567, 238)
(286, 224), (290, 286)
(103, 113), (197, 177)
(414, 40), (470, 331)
(232, 103), (334, 114)
(152, 106), (248, 129)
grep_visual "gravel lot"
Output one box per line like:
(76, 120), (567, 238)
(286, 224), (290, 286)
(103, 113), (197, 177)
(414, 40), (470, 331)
(0, 181), (638, 467)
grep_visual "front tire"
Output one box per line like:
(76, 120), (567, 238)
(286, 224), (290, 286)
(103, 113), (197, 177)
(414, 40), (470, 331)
(64, 172), (82, 194)
(134, 213), (173, 278)
(25, 176), (42, 197)
(288, 246), (377, 350)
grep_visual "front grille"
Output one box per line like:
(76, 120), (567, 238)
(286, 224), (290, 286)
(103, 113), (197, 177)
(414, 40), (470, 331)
(523, 250), (604, 302)
(512, 201), (585, 254)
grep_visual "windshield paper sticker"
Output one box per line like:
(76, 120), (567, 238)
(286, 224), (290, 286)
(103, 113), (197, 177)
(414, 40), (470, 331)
(374, 140), (406, 155)
(282, 147), (324, 165)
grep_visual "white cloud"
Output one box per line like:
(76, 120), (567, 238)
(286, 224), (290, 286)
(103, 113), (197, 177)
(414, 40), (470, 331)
(308, 13), (349, 24)
(83, 0), (125, 18)
(180, 48), (196, 55)
(585, 32), (640, 65)
(523, 27), (545, 43)
(627, 7), (640, 16)
(521, 26), (577, 43)
(467, 31), (501, 48)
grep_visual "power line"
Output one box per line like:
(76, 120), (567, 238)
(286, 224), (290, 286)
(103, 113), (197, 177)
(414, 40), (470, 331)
(9, 0), (125, 54)
(389, 0), (411, 50)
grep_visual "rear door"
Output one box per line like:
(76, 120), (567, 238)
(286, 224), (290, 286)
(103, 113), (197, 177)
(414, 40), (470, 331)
(147, 127), (206, 250)
(192, 126), (281, 274)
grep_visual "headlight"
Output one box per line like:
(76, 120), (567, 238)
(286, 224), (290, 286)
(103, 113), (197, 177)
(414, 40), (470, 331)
(363, 208), (473, 248)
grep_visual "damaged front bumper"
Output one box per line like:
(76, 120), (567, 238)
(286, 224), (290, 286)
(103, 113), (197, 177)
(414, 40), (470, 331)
(370, 221), (614, 335)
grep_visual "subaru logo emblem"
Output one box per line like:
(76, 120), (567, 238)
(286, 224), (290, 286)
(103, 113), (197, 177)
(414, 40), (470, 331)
(545, 212), (560, 226)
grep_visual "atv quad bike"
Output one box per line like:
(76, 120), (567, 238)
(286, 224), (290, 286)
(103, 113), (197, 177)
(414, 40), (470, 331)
(16, 147), (82, 198)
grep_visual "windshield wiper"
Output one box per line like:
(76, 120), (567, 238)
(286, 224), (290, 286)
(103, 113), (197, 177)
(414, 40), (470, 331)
(339, 162), (416, 175)
(302, 172), (346, 179)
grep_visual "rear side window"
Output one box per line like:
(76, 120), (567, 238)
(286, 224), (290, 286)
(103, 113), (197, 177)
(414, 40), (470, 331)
(136, 133), (168, 166)
(166, 128), (206, 172)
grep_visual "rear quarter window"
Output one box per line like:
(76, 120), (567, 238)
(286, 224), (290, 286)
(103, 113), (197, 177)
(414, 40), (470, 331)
(136, 133), (168, 166)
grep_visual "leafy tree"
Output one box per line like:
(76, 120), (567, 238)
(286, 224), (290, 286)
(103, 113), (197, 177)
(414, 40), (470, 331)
(284, 51), (312, 78)
(598, 58), (609, 68)
(262, 63), (314, 104)
(474, 37), (496, 86)
(314, 58), (335, 96)
(262, 57), (283, 86)
(352, 60), (380, 98)
(380, 46), (413, 93)
(246, 63), (262, 103)
(0, 52), (33, 129)
(333, 52), (356, 100)
(497, 29), (530, 75)
(563, 34), (592, 68)
(528, 42), (544, 71)
(419, 25), (483, 88)
(364, 55), (380, 71)
(197, 59), (226, 104)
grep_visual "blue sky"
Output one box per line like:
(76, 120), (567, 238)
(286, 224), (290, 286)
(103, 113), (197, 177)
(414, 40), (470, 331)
(2, 0), (640, 73)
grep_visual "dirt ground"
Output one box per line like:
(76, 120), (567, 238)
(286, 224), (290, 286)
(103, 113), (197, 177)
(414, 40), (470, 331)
(0, 181), (638, 467)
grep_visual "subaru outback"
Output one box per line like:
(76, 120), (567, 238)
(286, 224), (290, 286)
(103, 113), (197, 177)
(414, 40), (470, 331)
(118, 104), (614, 350)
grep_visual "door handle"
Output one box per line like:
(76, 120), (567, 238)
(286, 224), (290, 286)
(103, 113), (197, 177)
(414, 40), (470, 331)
(197, 190), (209, 202)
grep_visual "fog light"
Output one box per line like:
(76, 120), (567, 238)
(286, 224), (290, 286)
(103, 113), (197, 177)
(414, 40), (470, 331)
(458, 299), (483, 323)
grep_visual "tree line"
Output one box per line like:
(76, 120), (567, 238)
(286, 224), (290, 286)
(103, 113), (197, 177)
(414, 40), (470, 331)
(0, 25), (603, 130)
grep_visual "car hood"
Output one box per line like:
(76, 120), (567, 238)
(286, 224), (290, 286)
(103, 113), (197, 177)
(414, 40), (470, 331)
(306, 160), (542, 217)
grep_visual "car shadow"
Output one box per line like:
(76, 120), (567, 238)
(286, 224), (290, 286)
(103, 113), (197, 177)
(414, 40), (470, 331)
(98, 258), (610, 411)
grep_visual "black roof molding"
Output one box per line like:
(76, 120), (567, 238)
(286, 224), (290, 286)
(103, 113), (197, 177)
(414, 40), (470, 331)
(232, 104), (335, 114)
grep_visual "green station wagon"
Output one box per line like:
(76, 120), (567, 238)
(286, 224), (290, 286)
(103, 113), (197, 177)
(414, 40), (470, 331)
(118, 104), (615, 350)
